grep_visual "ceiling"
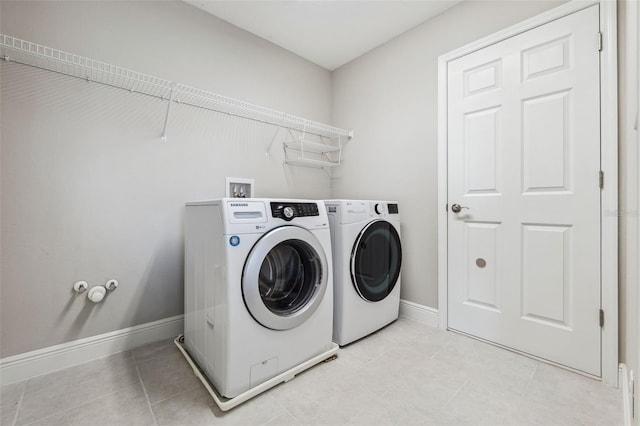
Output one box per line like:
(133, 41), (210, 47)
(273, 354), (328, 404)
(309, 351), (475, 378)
(184, 1), (463, 71)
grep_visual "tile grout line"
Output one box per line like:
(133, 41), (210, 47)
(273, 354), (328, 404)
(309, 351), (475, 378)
(521, 363), (539, 397)
(10, 380), (26, 426)
(149, 383), (202, 407)
(19, 407), (72, 426)
(132, 352), (159, 426)
(19, 381), (142, 426)
(449, 377), (469, 403)
(257, 393), (293, 426)
(430, 339), (453, 359)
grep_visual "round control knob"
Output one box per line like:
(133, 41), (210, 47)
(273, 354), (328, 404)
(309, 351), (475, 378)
(283, 206), (295, 220)
(374, 204), (383, 215)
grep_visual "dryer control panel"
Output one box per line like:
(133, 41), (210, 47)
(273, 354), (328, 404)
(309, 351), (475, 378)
(375, 203), (399, 215)
(271, 202), (319, 221)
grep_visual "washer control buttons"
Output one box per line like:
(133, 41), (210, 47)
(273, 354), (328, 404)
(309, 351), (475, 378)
(283, 206), (295, 219)
(270, 202), (320, 221)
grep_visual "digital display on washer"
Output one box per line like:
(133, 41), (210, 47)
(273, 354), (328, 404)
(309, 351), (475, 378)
(388, 204), (399, 214)
(271, 202), (319, 221)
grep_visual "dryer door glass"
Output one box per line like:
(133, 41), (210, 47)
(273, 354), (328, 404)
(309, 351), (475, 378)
(351, 220), (402, 302)
(243, 226), (328, 330)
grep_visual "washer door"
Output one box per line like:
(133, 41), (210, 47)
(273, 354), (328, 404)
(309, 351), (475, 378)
(242, 226), (328, 330)
(350, 220), (402, 302)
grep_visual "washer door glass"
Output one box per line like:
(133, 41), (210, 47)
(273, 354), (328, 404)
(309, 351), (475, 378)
(350, 220), (402, 302)
(243, 226), (328, 330)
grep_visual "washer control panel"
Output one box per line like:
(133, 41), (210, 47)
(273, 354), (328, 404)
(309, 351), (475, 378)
(271, 202), (319, 221)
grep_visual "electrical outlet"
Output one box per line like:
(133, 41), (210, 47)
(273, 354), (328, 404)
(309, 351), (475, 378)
(226, 177), (254, 198)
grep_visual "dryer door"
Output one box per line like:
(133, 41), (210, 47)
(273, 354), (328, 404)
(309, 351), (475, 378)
(242, 226), (328, 330)
(350, 220), (402, 302)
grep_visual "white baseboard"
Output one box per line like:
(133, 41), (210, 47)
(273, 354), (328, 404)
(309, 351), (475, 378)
(399, 300), (439, 328)
(620, 363), (632, 426)
(0, 315), (184, 386)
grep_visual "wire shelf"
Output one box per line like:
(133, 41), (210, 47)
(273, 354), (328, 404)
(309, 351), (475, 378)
(284, 138), (341, 153)
(0, 34), (353, 141)
(0, 35), (174, 99)
(285, 158), (341, 168)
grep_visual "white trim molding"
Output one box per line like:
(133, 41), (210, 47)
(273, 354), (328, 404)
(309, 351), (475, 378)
(399, 300), (439, 328)
(437, 0), (618, 385)
(599, 0), (619, 389)
(620, 363), (632, 426)
(0, 315), (184, 386)
(636, 0), (640, 421)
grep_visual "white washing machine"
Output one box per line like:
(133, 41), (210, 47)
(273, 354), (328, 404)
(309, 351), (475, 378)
(184, 198), (334, 398)
(325, 200), (402, 346)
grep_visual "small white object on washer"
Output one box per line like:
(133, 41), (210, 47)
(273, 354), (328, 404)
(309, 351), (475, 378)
(184, 198), (334, 399)
(325, 200), (402, 346)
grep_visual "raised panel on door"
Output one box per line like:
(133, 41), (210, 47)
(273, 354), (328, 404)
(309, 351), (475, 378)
(464, 107), (501, 194)
(464, 59), (502, 97)
(447, 5), (601, 376)
(464, 221), (502, 312)
(522, 90), (571, 193)
(521, 223), (572, 329)
(521, 36), (571, 81)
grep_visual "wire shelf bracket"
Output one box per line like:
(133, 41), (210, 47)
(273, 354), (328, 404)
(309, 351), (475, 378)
(282, 127), (344, 171)
(0, 34), (353, 148)
(161, 82), (177, 143)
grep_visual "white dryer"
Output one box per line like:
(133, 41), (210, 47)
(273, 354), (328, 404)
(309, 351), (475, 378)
(325, 200), (402, 346)
(184, 198), (334, 398)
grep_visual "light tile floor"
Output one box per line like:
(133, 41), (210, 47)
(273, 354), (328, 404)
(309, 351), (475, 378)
(0, 318), (623, 426)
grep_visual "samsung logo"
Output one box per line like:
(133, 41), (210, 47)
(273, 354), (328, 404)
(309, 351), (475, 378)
(230, 203), (249, 207)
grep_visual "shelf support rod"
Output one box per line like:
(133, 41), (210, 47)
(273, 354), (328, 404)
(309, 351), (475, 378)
(161, 82), (177, 142)
(300, 123), (307, 159)
(265, 125), (281, 156)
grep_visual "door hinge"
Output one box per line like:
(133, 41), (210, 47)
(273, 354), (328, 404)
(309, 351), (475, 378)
(598, 32), (603, 51)
(599, 309), (605, 327)
(599, 170), (604, 189)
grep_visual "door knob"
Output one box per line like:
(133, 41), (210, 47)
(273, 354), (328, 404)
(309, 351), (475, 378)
(451, 203), (469, 213)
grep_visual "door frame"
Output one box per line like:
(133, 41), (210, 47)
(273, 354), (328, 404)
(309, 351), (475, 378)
(437, 0), (618, 385)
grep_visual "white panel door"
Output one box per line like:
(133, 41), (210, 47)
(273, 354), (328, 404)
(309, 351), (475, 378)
(447, 5), (601, 376)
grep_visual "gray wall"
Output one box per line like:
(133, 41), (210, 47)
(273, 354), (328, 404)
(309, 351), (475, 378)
(2, 0), (637, 392)
(0, 1), (333, 357)
(332, 0), (639, 395)
(330, 0), (568, 308)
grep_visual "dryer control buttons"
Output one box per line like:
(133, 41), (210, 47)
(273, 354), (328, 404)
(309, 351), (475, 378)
(374, 203), (399, 215)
